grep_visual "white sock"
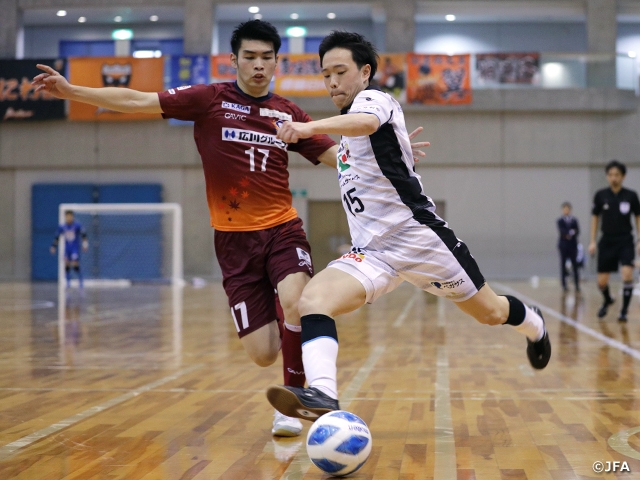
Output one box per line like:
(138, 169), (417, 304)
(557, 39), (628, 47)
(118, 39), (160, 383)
(513, 306), (545, 342)
(302, 337), (338, 399)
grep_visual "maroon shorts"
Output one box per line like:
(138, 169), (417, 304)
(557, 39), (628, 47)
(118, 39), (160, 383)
(214, 217), (314, 338)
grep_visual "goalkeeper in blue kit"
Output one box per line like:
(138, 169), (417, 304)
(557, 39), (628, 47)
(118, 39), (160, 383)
(51, 210), (89, 288)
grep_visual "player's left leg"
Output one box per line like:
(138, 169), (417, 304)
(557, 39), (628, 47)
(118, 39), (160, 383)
(454, 285), (550, 369)
(616, 237), (636, 322)
(394, 219), (550, 369)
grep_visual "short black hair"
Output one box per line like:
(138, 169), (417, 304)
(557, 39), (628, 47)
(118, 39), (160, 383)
(64, 210), (74, 216)
(561, 202), (572, 209)
(605, 159), (626, 176)
(230, 20), (282, 56)
(319, 31), (378, 81)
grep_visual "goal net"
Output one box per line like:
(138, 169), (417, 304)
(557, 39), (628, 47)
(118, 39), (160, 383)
(57, 203), (183, 288)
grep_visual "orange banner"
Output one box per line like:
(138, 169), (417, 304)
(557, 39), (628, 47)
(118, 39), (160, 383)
(211, 54), (236, 82)
(407, 54), (472, 105)
(274, 54), (325, 97)
(68, 57), (164, 121)
(372, 53), (407, 102)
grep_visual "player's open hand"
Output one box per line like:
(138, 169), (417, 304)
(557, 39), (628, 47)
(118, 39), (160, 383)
(588, 241), (596, 256)
(408, 126), (430, 163)
(276, 121), (313, 144)
(32, 64), (73, 99)
(50, 246), (56, 255)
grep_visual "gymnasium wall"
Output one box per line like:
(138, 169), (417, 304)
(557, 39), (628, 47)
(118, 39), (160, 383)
(2, 102), (640, 281)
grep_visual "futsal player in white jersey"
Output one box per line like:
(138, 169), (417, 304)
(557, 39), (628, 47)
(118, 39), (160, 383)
(266, 31), (552, 418)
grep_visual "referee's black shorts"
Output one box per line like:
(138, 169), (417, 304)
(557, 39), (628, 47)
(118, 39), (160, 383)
(597, 234), (635, 273)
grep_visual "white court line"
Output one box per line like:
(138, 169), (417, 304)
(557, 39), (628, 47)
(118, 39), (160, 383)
(493, 282), (640, 361)
(279, 346), (386, 480)
(433, 346), (456, 480)
(0, 364), (203, 461)
(393, 287), (422, 327)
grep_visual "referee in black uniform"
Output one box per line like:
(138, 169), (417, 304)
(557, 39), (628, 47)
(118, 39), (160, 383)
(589, 160), (640, 322)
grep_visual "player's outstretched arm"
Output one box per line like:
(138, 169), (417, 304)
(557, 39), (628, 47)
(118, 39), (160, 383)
(277, 114), (379, 144)
(32, 64), (162, 114)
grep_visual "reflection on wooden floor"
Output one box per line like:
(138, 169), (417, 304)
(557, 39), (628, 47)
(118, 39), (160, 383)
(1, 279), (640, 479)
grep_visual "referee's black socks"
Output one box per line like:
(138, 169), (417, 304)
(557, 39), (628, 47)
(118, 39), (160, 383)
(622, 281), (634, 313)
(600, 284), (613, 304)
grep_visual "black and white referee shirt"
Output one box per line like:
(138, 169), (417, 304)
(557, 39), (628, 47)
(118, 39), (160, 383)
(592, 187), (640, 236)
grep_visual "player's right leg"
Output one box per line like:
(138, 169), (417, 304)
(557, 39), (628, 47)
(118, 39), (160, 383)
(596, 240), (616, 318)
(267, 267), (365, 420)
(267, 250), (401, 420)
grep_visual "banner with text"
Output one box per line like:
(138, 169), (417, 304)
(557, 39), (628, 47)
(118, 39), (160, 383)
(0, 59), (66, 121)
(274, 53), (325, 97)
(68, 57), (164, 121)
(475, 52), (540, 85)
(407, 54), (472, 105)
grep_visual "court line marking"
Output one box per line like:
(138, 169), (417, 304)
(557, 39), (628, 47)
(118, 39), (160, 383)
(434, 346), (457, 480)
(608, 427), (640, 460)
(393, 287), (422, 327)
(493, 283), (640, 463)
(279, 346), (386, 480)
(0, 363), (203, 461)
(492, 282), (640, 361)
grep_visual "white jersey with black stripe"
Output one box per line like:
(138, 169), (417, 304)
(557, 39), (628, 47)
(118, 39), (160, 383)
(337, 88), (436, 247)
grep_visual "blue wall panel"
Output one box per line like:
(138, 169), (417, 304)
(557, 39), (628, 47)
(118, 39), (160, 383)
(31, 184), (94, 281)
(31, 184), (163, 281)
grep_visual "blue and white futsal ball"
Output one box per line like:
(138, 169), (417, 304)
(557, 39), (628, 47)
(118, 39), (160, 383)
(306, 410), (372, 477)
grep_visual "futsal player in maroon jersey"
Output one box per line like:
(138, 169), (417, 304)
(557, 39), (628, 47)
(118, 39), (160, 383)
(33, 20), (428, 437)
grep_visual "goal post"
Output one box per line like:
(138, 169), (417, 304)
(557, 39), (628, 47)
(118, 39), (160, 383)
(57, 203), (183, 288)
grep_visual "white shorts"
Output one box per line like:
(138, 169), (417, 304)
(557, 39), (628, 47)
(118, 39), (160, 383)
(327, 218), (485, 303)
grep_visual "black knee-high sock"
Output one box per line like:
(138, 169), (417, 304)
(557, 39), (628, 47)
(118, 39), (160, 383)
(622, 282), (634, 313)
(600, 284), (612, 304)
(502, 295), (526, 326)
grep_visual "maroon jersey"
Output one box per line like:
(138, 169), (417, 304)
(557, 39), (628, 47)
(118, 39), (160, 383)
(158, 82), (335, 231)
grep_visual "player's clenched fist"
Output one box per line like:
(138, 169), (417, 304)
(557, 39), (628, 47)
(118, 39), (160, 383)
(276, 121), (314, 144)
(31, 64), (73, 99)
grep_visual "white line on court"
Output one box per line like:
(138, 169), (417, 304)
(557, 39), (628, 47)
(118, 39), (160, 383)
(278, 346), (386, 480)
(0, 363), (203, 461)
(493, 283), (640, 463)
(393, 287), (422, 327)
(493, 282), (640, 361)
(433, 346), (457, 479)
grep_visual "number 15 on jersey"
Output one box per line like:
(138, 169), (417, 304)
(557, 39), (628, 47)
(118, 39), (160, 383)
(343, 187), (364, 216)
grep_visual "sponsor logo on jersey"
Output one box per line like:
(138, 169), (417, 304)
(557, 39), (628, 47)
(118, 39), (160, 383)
(168, 88), (176, 94)
(297, 248), (313, 274)
(354, 105), (382, 113)
(222, 102), (251, 114)
(339, 173), (360, 188)
(272, 118), (286, 132)
(260, 108), (292, 121)
(431, 279), (465, 290)
(221, 128), (288, 150)
(224, 112), (246, 121)
(341, 252), (365, 263)
(337, 141), (351, 172)
(603, 203), (609, 210)
(177, 85), (191, 91)
(620, 201), (630, 214)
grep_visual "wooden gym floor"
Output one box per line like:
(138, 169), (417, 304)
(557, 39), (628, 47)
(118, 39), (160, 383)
(0, 279), (639, 479)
